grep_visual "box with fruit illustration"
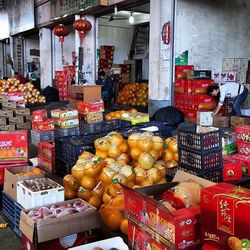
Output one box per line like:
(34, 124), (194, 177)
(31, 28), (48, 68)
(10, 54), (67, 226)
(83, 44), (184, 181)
(17, 177), (64, 209)
(201, 183), (250, 250)
(38, 155), (55, 175)
(0, 130), (28, 163)
(20, 198), (99, 245)
(76, 100), (104, 114)
(54, 118), (79, 129)
(32, 119), (55, 132)
(51, 108), (78, 120)
(32, 109), (48, 121)
(123, 171), (215, 250)
(4, 166), (45, 201)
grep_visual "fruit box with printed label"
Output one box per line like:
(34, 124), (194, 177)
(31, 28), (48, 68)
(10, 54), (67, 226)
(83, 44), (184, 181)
(54, 118), (79, 129)
(76, 100), (104, 114)
(32, 119), (55, 132)
(123, 171), (215, 250)
(51, 109), (78, 120)
(80, 112), (103, 124)
(201, 183), (250, 250)
(38, 155), (55, 175)
(0, 131), (28, 163)
(38, 141), (55, 160)
(32, 109), (48, 122)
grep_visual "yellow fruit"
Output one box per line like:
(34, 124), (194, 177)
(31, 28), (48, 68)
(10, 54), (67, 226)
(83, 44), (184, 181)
(120, 219), (128, 235)
(149, 149), (160, 161)
(130, 148), (142, 161)
(107, 132), (123, 146)
(119, 141), (129, 153)
(80, 175), (96, 190)
(152, 136), (164, 151)
(77, 187), (92, 201)
(146, 167), (162, 184)
(78, 151), (93, 160)
(107, 146), (121, 159)
(138, 152), (155, 170)
(88, 195), (101, 208)
(95, 150), (108, 159)
(128, 133), (140, 148)
(137, 137), (153, 152)
(94, 138), (110, 151)
(71, 164), (85, 182)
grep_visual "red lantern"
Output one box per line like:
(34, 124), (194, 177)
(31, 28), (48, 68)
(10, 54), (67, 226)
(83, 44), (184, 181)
(53, 24), (69, 43)
(73, 18), (92, 46)
(53, 24), (69, 64)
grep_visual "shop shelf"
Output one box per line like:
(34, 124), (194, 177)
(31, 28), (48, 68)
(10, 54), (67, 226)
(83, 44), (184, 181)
(178, 147), (222, 171)
(178, 125), (222, 153)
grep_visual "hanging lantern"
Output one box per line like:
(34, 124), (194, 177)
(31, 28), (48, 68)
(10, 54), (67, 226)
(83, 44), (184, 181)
(73, 18), (92, 46)
(53, 24), (69, 64)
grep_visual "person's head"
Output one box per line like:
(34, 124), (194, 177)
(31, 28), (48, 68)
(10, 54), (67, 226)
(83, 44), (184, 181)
(207, 85), (220, 97)
(99, 70), (106, 80)
(14, 72), (19, 77)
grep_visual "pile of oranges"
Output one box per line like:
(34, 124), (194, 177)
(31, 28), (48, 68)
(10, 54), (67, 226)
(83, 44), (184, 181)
(16, 168), (43, 176)
(104, 108), (137, 120)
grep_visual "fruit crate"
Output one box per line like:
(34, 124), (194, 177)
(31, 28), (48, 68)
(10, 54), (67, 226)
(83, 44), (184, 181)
(178, 166), (222, 183)
(55, 135), (96, 164)
(31, 130), (55, 147)
(178, 147), (222, 171)
(178, 125), (222, 153)
(80, 119), (131, 134)
(55, 127), (80, 138)
(16, 178), (64, 209)
(2, 192), (15, 224)
(14, 200), (23, 237)
(55, 157), (75, 176)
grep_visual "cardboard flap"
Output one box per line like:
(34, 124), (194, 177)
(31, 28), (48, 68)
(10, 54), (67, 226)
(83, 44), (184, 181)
(19, 210), (35, 242)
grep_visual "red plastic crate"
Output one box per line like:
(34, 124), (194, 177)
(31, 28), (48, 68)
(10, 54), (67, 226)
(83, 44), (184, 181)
(192, 79), (215, 94)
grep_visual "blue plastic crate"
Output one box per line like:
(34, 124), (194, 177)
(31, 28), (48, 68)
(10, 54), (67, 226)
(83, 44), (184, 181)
(31, 130), (55, 147)
(178, 125), (222, 153)
(14, 201), (23, 237)
(55, 127), (80, 138)
(55, 157), (75, 176)
(2, 192), (15, 224)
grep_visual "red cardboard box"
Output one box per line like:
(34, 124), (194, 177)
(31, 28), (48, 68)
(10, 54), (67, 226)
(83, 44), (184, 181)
(54, 118), (79, 129)
(76, 100), (104, 114)
(80, 112), (103, 124)
(0, 131), (28, 164)
(175, 65), (194, 79)
(194, 95), (217, 111)
(235, 125), (250, 141)
(192, 79), (215, 94)
(38, 141), (55, 160)
(123, 171), (214, 250)
(32, 109), (48, 122)
(184, 110), (197, 124)
(223, 163), (242, 182)
(201, 183), (250, 250)
(237, 140), (250, 156)
(32, 119), (55, 132)
(38, 155), (55, 174)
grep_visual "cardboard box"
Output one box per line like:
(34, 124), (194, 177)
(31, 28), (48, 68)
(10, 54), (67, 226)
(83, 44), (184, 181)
(19, 198), (99, 243)
(0, 109), (13, 118)
(32, 109), (48, 122)
(80, 112), (103, 124)
(69, 98), (80, 109)
(0, 124), (16, 131)
(54, 118), (79, 129)
(76, 100), (104, 114)
(223, 162), (242, 182)
(3, 166), (45, 201)
(121, 112), (149, 125)
(16, 123), (31, 130)
(14, 108), (31, 116)
(201, 183), (250, 250)
(51, 108), (78, 120)
(32, 119), (55, 132)
(213, 115), (230, 128)
(38, 155), (55, 175)
(0, 118), (7, 126)
(68, 85), (101, 101)
(230, 116), (250, 127)
(196, 112), (213, 126)
(175, 65), (194, 79)
(2, 102), (17, 109)
(8, 116), (25, 124)
(123, 171), (215, 250)
(38, 141), (55, 160)
(0, 95), (8, 102)
(0, 131), (28, 163)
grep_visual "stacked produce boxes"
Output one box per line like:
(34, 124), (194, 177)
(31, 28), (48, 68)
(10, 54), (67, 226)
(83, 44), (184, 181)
(38, 141), (55, 174)
(99, 45), (114, 75)
(177, 125), (223, 182)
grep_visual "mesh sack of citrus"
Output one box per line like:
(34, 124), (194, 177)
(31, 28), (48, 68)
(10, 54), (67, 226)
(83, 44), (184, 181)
(162, 137), (178, 168)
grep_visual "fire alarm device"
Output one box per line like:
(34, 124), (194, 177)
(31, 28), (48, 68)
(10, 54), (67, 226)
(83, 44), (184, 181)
(162, 22), (171, 45)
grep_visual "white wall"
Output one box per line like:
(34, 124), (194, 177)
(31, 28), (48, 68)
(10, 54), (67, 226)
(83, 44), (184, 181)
(25, 37), (39, 63)
(175, 0), (250, 71)
(98, 19), (134, 64)
(53, 25), (75, 72)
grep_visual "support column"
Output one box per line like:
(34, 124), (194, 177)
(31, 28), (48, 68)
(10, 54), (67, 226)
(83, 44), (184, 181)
(39, 28), (52, 89)
(75, 15), (96, 84)
(0, 42), (4, 78)
(148, 0), (175, 116)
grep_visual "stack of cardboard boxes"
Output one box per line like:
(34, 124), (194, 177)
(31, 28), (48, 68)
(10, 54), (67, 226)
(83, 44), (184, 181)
(0, 94), (31, 131)
(31, 109), (55, 146)
(38, 141), (55, 174)
(55, 65), (75, 102)
(99, 45), (114, 75)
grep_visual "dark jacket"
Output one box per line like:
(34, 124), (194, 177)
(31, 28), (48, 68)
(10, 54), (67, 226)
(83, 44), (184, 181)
(96, 76), (113, 92)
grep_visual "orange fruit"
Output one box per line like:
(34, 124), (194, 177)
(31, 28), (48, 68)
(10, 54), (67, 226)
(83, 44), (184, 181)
(107, 146), (121, 159)
(88, 195), (101, 208)
(130, 147), (142, 161)
(77, 187), (92, 201)
(80, 176), (96, 190)
(32, 168), (42, 175)
(95, 150), (108, 159)
(162, 149), (174, 161)
(137, 137), (153, 152)
(65, 188), (77, 200)
(149, 149), (159, 161)
(152, 136), (164, 151)
(119, 141), (129, 153)
(138, 152), (155, 170)
(120, 218), (128, 235)
(127, 133), (140, 148)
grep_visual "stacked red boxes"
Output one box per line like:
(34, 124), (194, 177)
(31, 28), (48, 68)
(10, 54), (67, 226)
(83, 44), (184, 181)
(32, 109), (55, 132)
(235, 125), (250, 156)
(99, 45), (115, 74)
(119, 64), (130, 84)
(38, 141), (55, 174)
(174, 65), (217, 123)
(55, 65), (75, 102)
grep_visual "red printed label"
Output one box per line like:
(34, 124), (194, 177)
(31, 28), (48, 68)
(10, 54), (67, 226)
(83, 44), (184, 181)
(217, 196), (235, 235)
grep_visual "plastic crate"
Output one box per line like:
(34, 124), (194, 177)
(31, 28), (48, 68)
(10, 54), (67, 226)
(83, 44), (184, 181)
(55, 134), (100, 164)
(17, 178), (64, 209)
(56, 157), (75, 176)
(55, 127), (80, 138)
(178, 125), (222, 153)
(14, 200), (23, 237)
(80, 119), (131, 134)
(2, 192), (15, 224)
(179, 147), (222, 171)
(178, 166), (223, 183)
(31, 130), (55, 146)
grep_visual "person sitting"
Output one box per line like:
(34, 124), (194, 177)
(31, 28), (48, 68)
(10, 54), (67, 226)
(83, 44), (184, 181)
(207, 82), (249, 116)
(96, 71), (114, 107)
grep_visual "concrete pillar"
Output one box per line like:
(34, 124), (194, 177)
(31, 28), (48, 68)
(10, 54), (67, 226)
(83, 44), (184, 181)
(39, 28), (52, 89)
(0, 42), (4, 78)
(75, 15), (96, 84)
(148, 0), (175, 116)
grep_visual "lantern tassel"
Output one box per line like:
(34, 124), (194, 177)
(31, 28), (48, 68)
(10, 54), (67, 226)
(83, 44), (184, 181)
(79, 31), (85, 47)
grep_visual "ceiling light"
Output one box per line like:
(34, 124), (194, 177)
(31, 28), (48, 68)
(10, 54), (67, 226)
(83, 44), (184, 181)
(114, 5), (118, 15)
(129, 12), (134, 24)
